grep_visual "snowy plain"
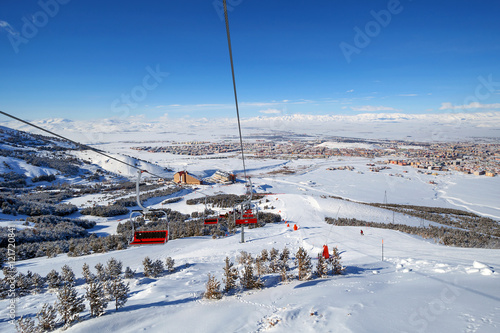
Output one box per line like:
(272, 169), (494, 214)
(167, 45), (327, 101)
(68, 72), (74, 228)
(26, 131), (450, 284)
(1, 113), (499, 333)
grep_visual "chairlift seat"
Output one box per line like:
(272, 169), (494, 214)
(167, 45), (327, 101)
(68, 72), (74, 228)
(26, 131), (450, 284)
(129, 230), (168, 245)
(204, 218), (218, 225)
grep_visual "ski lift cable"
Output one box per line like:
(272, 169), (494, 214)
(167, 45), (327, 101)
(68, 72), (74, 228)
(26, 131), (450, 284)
(222, 0), (247, 181)
(0, 109), (165, 179)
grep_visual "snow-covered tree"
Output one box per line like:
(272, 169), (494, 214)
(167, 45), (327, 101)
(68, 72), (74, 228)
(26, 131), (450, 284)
(82, 263), (94, 284)
(95, 262), (108, 282)
(36, 303), (57, 332)
(255, 255), (266, 276)
(142, 257), (153, 277)
(56, 283), (85, 329)
(315, 253), (329, 278)
(240, 260), (263, 290)
(30, 273), (45, 294)
(15, 272), (30, 296)
(15, 316), (36, 333)
(106, 257), (123, 279)
(165, 257), (175, 273)
(106, 276), (129, 311)
(61, 264), (76, 286)
(329, 246), (345, 275)
(152, 259), (164, 277)
(260, 249), (269, 261)
(269, 248), (279, 261)
(204, 273), (222, 300)
(280, 247), (290, 262)
(123, 266), (135, 279)
(46, 269), (61, 289)
(222, 256), (238, 293)
(86, 278), (107, 317)
(295, 247), (312, 281)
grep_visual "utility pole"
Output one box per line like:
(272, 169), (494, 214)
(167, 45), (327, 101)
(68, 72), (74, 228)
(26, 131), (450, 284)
(382, 239), (384, 261)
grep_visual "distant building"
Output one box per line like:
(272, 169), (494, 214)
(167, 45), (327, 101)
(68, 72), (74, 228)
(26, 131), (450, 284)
(174, 171), (202, 185)
(211, 170), (236, 183)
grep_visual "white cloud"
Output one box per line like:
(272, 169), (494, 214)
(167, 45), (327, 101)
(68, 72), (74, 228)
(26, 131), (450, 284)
(350, 105), (402, 112)
(259, 108), (282, 114)
(346, 89), (354, 93)
(398, 94), (418, 97)
(0, 20), (18, 36)
(439, 102), (500, 110)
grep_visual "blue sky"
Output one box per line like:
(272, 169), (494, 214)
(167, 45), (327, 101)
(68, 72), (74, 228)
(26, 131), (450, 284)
(1, 0), (500, 121)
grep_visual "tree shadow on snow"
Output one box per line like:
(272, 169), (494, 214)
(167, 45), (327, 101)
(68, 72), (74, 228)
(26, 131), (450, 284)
(124, 295), (200, 312)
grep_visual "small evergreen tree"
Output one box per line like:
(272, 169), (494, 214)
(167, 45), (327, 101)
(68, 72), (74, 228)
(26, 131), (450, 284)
(86, 278), (107, 317)
(106, 257), (123, 279)
(152, 259), (164, 277)
(260, 249), (269, 261)
(329, 246), (345, 275)
(106, 276), (129, 311)
(30, 273), (45, 294)
(142, 257), (153, 277)
(278, 260), (289, 283)
(15, 316), (36, 333)
(61, 264), (76, 286)
(15, 272), (30, 296)
(255, 255), (266, 276)
(95, 262), (108, 282)
(204, 273), (222, 300)
(295, 247), (312, 281)
(46, 269), (62, 289)
(123, 266), (135, 279)
(222, 257), (238, 293)
(36, 303), (57, 332)
(240, 261), (263, 290)
(82, 263), (94, 284)
(165, 257), (175, 273)
(316, 253), (329, 278)
(56, 283), (85, 329)
(269, 248), (279, 261)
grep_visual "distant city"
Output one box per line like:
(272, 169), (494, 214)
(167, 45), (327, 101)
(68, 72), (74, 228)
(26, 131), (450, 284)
(131, 139), (499, 177)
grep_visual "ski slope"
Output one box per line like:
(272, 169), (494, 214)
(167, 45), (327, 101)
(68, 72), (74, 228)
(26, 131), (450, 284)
(2, 189), (499, 333)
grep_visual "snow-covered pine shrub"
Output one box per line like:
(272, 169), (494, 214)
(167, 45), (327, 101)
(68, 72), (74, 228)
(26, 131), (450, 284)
(30, 273), (45, 294)
(46, 269), (62, 289)
(36, 303), (57, 332)
(260, 249), (269, 261)
(329, 246), (345, 275)
(222, 256), (238, 293)
(142, 257), (154, 278)
(316, 253), (329, 278)
(56, 283), (85, 329)
(204, 273), (222, 300)
(151, 259), (164, 278)
(255, 255), (266, 276)
(15, 316), (36, 333)
(165, 257), (175, 273)
(280, 247), (290, 263)
(105, 276), (129, 311)
(106, 257), (123, 279)
(82, 263), (94, 284)
(240, 260), (263, 290)
(123, 266), (135, 279)
(61, 264), (76, 286)
(295, 247), (312, 281)
(95, 263), (109, 282)
(15, 272), (30, 296)
(86, 277), (107, 317)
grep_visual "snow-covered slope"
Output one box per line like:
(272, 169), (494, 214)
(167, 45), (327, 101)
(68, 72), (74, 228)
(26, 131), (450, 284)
(2, 190), (498, 333)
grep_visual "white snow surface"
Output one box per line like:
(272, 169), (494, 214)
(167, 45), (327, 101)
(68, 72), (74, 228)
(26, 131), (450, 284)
(1, 118), (500, 332)
(2, 189), (499, 333)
